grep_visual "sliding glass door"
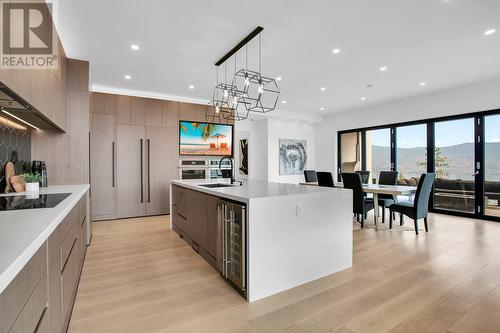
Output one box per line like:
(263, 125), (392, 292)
(337, 109), (500, 221)
(484, 114), (500, 218)
(433, 118), (475, 214)
(396, 124), (427, 182)
(365, 128), (391, 183)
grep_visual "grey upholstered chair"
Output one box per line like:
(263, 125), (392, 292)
(316, 172), (335, 187)
(303, 170), (318, 183)
(389, 173), (435, 235)
(377, 171), (399, 223)
(342, 172), (374, 228)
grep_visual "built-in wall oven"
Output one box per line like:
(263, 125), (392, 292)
(179, 159), (232, 180)
(217, 199), (246, 296)
(178, 160), (208, 180)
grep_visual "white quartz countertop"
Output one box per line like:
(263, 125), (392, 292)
(170, 179), (349, 203)
(0, 184), (89, 293)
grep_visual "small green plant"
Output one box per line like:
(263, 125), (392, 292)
(22, 173), (41, 183)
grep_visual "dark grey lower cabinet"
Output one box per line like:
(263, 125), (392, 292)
(0, 194), (88, 333)
(172, 185), (219, 270)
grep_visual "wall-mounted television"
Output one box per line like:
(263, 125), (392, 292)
(179, 121), (233, 156)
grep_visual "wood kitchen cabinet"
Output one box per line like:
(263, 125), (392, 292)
(146, 126), (173, 215)
(116, 124), (146, 218)
(205, 195), (219, 259)
(171, 185), (219, 268)
(90, 113), (116, 220)
(91, 91), (233, 221)
(0, 195), (87, 333)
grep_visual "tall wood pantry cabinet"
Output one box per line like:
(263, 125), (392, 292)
(90, 93), (179, 220)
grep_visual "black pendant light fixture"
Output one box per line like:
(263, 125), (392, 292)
(206, 26), (279, 122)
(233, 33), (279, 114)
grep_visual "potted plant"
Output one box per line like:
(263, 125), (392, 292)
(22, 173), (41, 192)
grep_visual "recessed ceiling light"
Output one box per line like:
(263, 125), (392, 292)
(280, 118), (284, 121)
(361, 97), (366, 101)
(130, 44), (140, 50)
(124, 75), (131, 80)
(484, 29), (496, 36)
(281, 100), (287, 104)
(276, 76), (282, 81)
(295, 119), (299, 122)
(379, 66), (388, 71)
(320, 87), (326, 91)
(320, 107), (325, 111)
(332, 48), (340, 54)
(188, 85), (195, 90)
(419, 81), (427, 86)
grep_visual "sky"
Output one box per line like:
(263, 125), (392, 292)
(179, 121), (232, 145)
(369, 114), (500, 148)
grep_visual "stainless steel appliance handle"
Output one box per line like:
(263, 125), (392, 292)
(223, 204), (228, 278)
(140, 139), (144, 203)
(112, 141), (115, 187)
(225, 207), (233, 277)
(147, 139), (151, 203)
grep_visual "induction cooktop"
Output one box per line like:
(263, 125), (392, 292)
(0, 193), (71, 211)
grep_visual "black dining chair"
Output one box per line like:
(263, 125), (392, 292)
(377, 171), (399, 223)
(355, 170), (370, 184)
(342, 173), (374, 228)
(303, 170), (318, 183)
(316, 172), (335, 187)
(389, 173), (435, 235)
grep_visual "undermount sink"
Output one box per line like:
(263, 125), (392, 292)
(198, 183), (238, 188)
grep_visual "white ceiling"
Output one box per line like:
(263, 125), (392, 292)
(53, 0), (500, 117)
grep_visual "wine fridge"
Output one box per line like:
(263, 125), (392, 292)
(217, 199), (246, 296)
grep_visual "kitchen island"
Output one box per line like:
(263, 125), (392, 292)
(170, 179), (353, 302)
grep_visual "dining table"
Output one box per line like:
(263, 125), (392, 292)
(299, 182), (418, 230)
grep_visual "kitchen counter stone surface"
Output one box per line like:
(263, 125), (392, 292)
(0, 184), (89, 293)
(170, 179), (350, 203)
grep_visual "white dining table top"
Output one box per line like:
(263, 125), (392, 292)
(299, 182), (417, 195)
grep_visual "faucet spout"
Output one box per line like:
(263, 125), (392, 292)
(219, 156), (235, 185)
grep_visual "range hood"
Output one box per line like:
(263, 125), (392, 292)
(0, 82), (64, 131)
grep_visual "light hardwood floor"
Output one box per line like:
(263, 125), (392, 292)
(69, 213), (500, 333)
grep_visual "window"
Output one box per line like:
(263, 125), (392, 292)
(485, 114), (500, 217)
(366, 128), (391, 183)
(434, 118), (475, 213)
(396, 124), (427, 181)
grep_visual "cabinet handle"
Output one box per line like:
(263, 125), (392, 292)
(147, 138), (151, 203)
(112, 141), (115, 187)
(140, 138), (144, 203)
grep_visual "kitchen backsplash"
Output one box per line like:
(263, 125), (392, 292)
(0, 117), (31, 189)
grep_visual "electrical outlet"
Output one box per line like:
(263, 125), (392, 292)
(296, 204), (303, 217)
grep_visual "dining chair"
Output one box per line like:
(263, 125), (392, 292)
(389, 173), (435, 235)
(303, 170), (318, 183)
(355, 170), (370, 184)
(377, 171), (399, 223)
(342, 172), (374, 228)
(316, 172), (335, 187)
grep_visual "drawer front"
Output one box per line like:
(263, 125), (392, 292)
(9, 273), (48, 333)
(61, 218), (80, 271)
(61, 234), (82, 325)
(0, 243), (47, 332)
(58, 206), (76, 242)
(172, 204), (188, 234)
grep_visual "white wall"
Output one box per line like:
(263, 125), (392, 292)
(315, 77), (500, 174)
(235, 118), (316, 183)
(235, 119), (268, 181)
(267, 119), (316, 183)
